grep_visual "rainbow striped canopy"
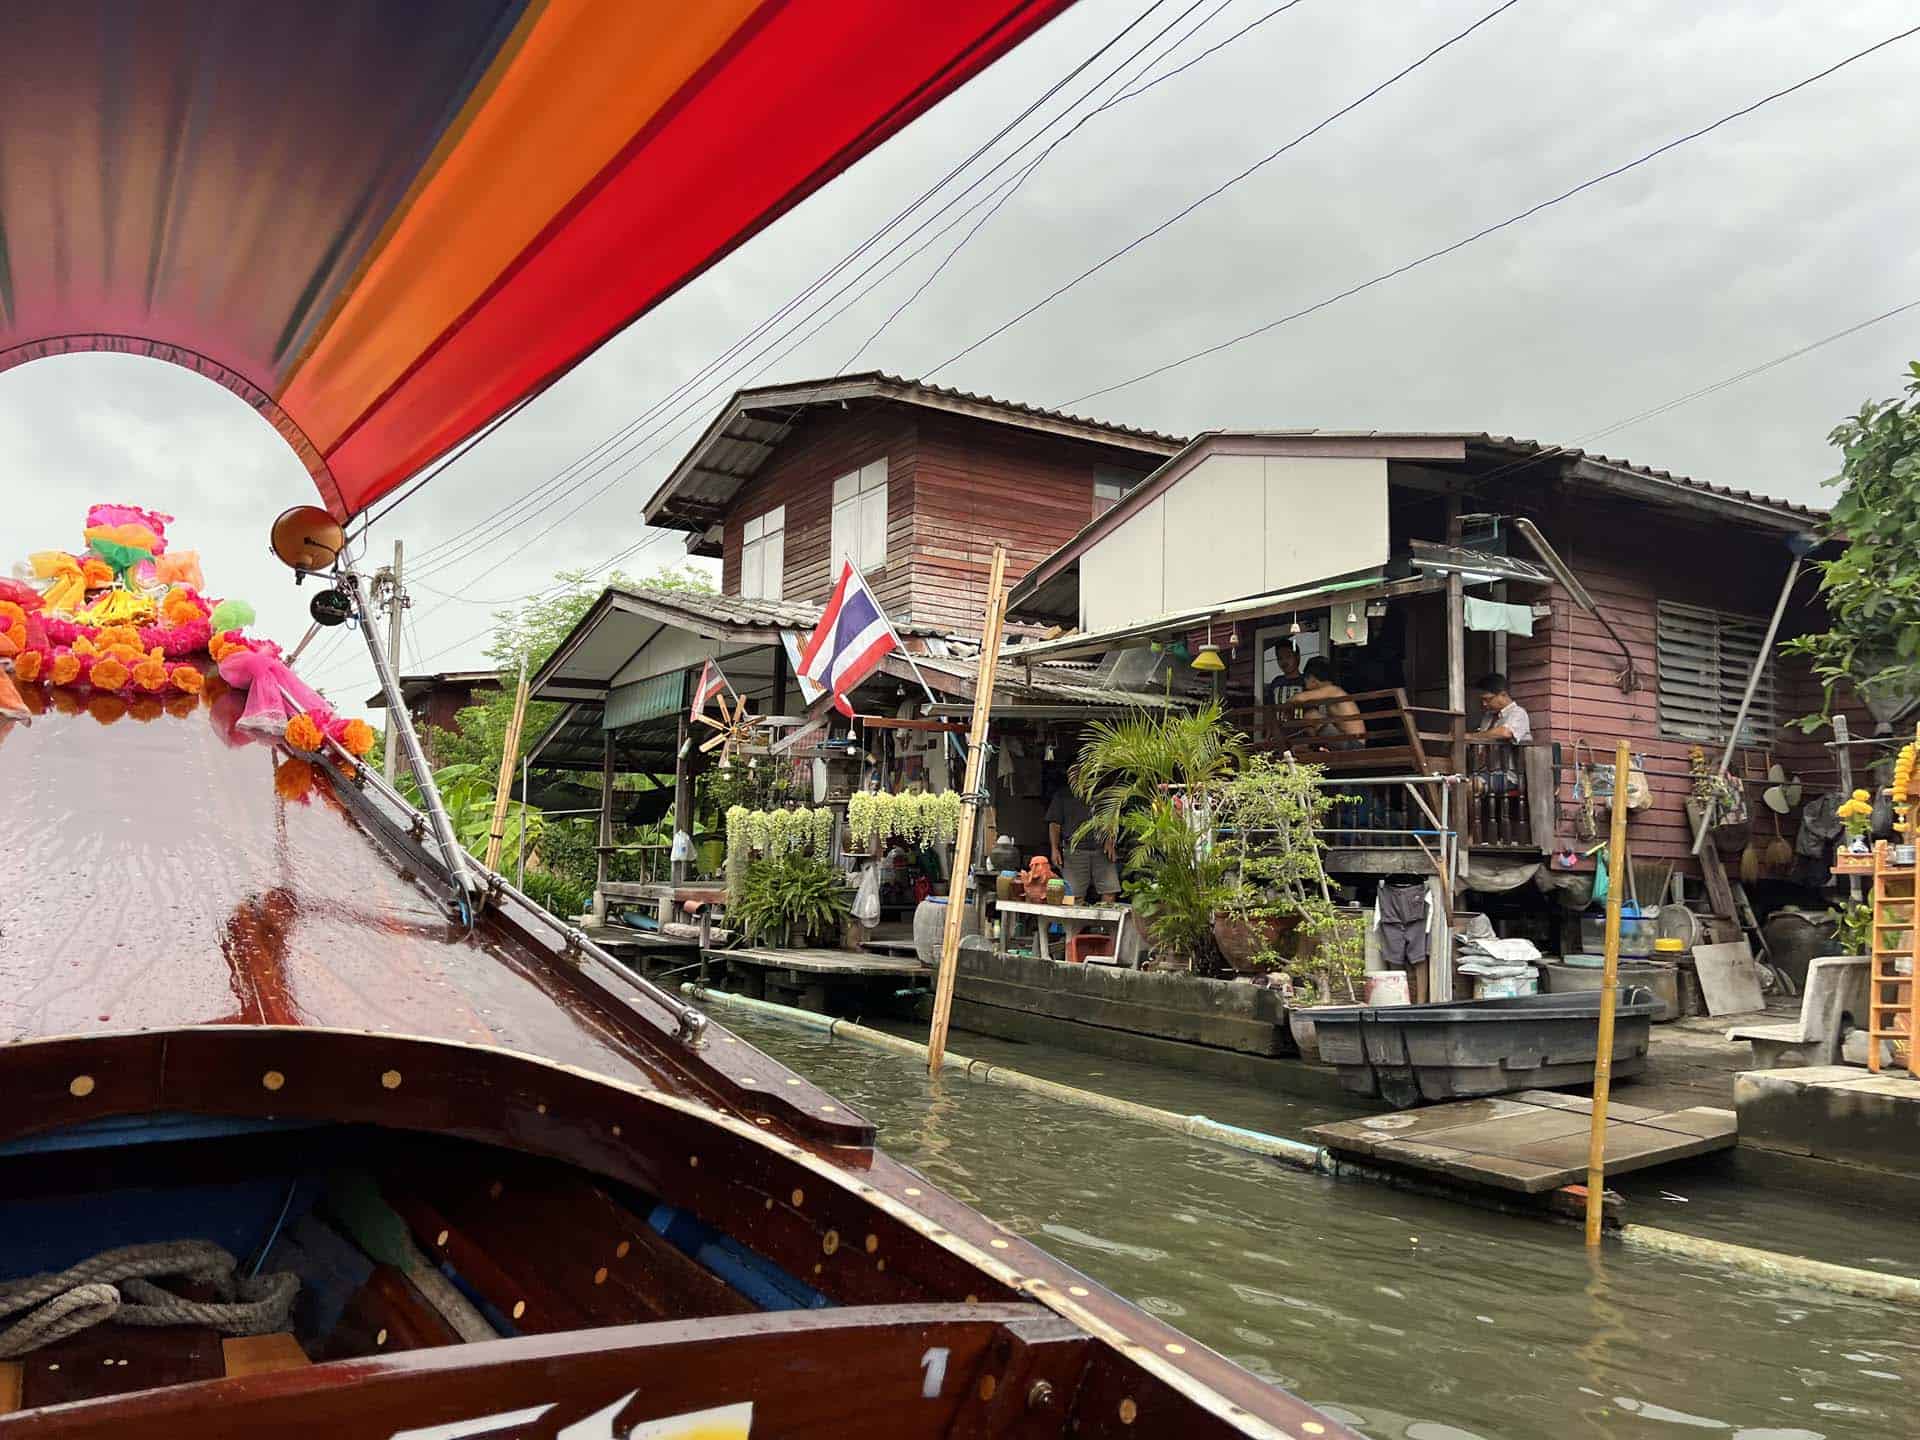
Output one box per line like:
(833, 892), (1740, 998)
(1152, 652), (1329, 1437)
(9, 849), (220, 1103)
(0, 1), (1068, 519)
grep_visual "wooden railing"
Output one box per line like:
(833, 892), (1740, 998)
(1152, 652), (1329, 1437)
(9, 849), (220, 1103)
(1464, 740), (1553, 851)
(1230, 688), (1459, 774)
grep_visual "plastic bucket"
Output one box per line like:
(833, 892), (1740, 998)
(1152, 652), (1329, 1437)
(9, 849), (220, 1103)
(1365, 972), (1410, 1007)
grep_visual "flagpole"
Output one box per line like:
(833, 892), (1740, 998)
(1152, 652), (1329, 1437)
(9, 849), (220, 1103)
(844, 558), (944, 710)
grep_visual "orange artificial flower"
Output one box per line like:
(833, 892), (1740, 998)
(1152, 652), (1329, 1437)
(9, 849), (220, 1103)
(49, 652), (82, 687)
(274, 757), (315, 802)
(132, 649), (169, 692)
(170, 665), (205, 695)
(13, 650), (43, 683)
(81, 557), (113, 588)
(0, 601), (25, 650)
(161, 590), (203, 628)
(88, 694), (127, 726)
(96, 624), (142, 653)
(208, 632), (237, 662)
(89, 657), (130, 692)
(70, 635), (97, 658)
(338, 718), (376, 757)
(285, 713), (324, 752)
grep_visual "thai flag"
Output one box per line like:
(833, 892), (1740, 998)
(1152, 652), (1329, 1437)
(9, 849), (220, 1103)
(690, 658), (731, 720)
(797, 561), (898, 717)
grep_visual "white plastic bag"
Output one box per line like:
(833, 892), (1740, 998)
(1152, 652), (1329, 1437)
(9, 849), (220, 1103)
(852, 864), (881, 927)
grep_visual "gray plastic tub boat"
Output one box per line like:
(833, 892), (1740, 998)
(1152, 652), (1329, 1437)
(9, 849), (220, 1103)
(1309, 987), (1656, 1108)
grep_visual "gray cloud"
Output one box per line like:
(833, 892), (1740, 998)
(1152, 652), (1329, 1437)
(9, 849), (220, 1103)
(5, 0), (1915, 715)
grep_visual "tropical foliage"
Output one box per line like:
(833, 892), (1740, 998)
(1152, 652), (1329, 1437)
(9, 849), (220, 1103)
(728, 853), (850, 946)
(845, 789), (963, 850)
(1784, 362), (1920, 721)
(397, 563), (713, 918)
(1069, 704), (1246, 966)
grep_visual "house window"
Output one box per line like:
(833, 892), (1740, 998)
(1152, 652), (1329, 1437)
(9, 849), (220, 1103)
(830, 459), (888, 572)
(740, 506), (785, 600)
(1656, 600), (1778, 744)
(1092, 466), (1133, 518)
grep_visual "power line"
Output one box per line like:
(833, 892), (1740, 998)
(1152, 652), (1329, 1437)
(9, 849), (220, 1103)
(1465, 295), (1920, 490)
(923, 0), (1523, 380)
(1061, 20), (1920, 408)
(406, 1), (1236, 588)
(394, 1), (1179, 577)
(841, 0), (1303, 373)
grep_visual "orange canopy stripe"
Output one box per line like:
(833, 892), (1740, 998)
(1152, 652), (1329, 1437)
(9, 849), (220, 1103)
(0, 0), (1073, 519)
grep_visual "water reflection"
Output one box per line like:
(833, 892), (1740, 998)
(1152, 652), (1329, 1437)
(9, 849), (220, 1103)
(720, 1012), (1912, 1440)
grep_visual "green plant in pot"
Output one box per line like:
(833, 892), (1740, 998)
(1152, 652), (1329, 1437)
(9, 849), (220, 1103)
(1071, 704), (1245, 969)
(1211, 754), (1335, 973)
(1278, 902), (1367, 1061)
(728, 852), (850, 948)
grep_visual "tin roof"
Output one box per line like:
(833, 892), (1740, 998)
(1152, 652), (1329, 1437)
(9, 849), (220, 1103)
(1008, 428), (1824, 617)
(643, 372), (1186, 537)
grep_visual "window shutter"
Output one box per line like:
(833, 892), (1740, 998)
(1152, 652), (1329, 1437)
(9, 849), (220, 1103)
(1656, 601), (1778, 744)
(762, 525), (784, 600)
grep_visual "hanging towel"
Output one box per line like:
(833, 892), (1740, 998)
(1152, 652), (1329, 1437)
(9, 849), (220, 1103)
(1463, 597), (1534, 636)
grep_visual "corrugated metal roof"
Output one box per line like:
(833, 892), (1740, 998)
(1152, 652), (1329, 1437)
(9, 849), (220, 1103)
(914, 652), (1175, 709)
(1461, 433), (1824, 521)
(644, 371), (1185, 534)
(602, 584), (960, 639)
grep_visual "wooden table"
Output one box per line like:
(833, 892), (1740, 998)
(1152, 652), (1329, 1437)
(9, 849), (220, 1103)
(994, 900), (1140, 967)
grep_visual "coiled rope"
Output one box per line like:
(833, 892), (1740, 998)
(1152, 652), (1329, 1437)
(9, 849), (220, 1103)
(0, 1242), (298, 1357)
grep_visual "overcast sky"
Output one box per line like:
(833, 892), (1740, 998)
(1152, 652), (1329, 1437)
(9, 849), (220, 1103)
(7, 0), (1916, 719)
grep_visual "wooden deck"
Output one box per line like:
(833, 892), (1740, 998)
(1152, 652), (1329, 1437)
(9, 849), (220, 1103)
(716, 947), (926, 978)
(1307, 1090), (1736, 1194)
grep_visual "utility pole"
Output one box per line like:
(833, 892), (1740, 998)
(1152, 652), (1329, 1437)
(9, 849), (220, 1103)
(378, 540), (409, 782)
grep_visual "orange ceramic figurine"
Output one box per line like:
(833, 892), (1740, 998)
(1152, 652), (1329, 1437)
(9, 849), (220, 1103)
(1018, 855), (1056, 903)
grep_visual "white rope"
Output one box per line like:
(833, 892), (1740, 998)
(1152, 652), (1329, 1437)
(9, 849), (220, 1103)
(0, 1242), (298, 1358)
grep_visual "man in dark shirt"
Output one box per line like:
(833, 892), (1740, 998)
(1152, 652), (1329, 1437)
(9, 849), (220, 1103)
(1046, 784), (1120, 902)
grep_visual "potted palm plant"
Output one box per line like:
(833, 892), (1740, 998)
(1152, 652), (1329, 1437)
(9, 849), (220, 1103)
(1070, 704), (1244, 970)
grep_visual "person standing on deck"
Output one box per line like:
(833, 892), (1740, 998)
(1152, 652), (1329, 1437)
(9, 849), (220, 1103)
(1047, 778), (1121, 903)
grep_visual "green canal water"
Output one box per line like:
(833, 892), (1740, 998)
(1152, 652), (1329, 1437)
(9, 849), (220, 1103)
(720, 1010), (1918, 1440)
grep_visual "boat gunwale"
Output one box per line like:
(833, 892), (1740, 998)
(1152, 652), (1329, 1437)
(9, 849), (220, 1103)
(0, 1025), (1352, 1439)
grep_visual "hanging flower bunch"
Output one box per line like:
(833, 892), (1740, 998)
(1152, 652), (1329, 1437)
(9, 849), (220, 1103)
(1893, 742), (1919, 839)
(845, 789), (962, 850)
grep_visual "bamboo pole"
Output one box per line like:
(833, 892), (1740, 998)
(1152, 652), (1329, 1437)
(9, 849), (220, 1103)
(484, 658), (530, 873)
(1585, 737), (1632, 1245)
(927, 547), (1009, 1073)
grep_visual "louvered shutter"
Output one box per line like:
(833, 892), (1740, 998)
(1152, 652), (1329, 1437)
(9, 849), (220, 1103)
(1656, 601), (1778, 744)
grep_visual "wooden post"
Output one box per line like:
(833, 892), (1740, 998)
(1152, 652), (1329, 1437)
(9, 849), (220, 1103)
(672, 712), (695, 885)
(1585, 737), (1632, 1246)
(928, 547), (1010, 1073)
(483, 659), (530, 873)
(592, 727), (614, 924)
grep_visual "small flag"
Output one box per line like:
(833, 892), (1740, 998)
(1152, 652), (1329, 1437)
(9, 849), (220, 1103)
(797, 561), (899, 717)
(690, 657), (732, 720)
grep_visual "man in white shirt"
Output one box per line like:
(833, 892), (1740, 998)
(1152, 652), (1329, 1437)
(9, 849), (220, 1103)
(1469, 673), (1531, 743)
(1468, 672), (1531, 797)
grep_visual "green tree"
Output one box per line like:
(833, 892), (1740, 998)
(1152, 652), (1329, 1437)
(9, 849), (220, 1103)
(414, 562), (714, 909)
(1784, 363), (1920, 720)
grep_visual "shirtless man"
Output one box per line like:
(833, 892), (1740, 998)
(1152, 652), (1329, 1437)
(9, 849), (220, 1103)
(1290, 657), (1365, 747)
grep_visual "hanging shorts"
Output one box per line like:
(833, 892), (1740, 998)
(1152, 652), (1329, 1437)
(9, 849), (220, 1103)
(1377, 882), (1430, 967)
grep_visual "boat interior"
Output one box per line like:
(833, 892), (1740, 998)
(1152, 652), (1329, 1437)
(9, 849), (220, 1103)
(0, 1115), (795, 1402)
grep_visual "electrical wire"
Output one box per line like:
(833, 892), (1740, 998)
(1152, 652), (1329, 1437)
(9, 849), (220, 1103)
(1060, 21), (1920, 408)
(923, 0), (1523, 380)
(841, 0), (1294, 373)
(403, 0), (1272, 589)
(394, 1), (1178, 577)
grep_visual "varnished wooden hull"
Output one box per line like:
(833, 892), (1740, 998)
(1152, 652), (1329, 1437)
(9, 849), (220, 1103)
(0, 693), (1352, 1438)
